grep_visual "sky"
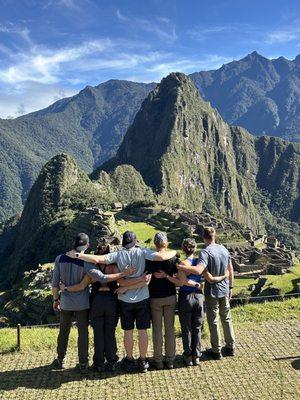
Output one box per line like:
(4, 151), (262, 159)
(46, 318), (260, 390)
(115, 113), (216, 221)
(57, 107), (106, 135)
(1, 0), (300, 118)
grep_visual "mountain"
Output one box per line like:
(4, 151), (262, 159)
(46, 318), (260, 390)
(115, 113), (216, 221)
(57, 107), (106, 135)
(97, 72), (299, 238)
(1, 72), (300, 285)
(0, 80), (155, 223)
(0, 154), (154, 285)
(190, 51), (300, 142)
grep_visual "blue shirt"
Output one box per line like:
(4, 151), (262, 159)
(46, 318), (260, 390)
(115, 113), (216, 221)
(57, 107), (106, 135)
(180, 257), (204, 294)
(199, 244), (230, 298)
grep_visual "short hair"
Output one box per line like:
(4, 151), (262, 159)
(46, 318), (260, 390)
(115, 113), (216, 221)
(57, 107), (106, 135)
(203, 227), (216, 241)
(182, 238), (196, 255)
(154, 232), (168, 248)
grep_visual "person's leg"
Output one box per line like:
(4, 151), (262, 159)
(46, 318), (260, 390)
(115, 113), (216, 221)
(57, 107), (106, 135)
(138, 329), (148, 359)
(75, 309), (89, 365)
(124, 330), (134, 358)
(90, 294), (105, 368)
(150, 298), (164, 364)
(191, 293), (205, 359)
(219, 296), (236, 350)
(205, 296), (221, 354)
(104, 294), (119, 364)
(178, 292), (193, 359)
(163, 295), (176, 363)
(57, 310), (73, 362)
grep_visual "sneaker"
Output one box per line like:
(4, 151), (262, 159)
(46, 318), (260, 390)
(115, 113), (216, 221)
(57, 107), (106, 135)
(137, 358), (149, 373)
(205, 349), (222, 360)
(153, 361), (164, 370)
(92, 364), (105, 373)
(223, 347), (235, 357)
(165, 361), (174, 369)
(52, 358), (66, 369)
(193, 356), (201, 366)
(78, 363), (89, 375)
(106, 361), (117, 372)
(120, 357), (136, 373)
(184, 356), (193, 367)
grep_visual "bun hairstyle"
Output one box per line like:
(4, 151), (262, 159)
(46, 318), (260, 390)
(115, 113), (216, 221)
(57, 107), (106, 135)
(182, 238), (196, 256)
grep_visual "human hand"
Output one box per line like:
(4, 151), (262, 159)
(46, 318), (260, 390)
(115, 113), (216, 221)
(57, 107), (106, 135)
(59, 282), (66, 291)
(177, 263), (187, 271)
(123, 265), (136, 276)
(53, 299), (61, 312)
(66, 250), (77, 259)
(115, 286), (127, 295)
(154, 270), (168, 279)
(228, 288), (233, 300)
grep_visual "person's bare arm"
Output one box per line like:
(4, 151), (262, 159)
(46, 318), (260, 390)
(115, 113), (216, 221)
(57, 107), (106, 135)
(152, 250), (177, 261)
(60, 274), (92, 292)
(66, 250), (106, 264)
(154, 270), (182, 286)
(118, 275), (146, 287)
(203, 269), (228, 283)
(228, 261), (234, 299)
(116, 275), (152, 294)
(177, 261), (205, 275)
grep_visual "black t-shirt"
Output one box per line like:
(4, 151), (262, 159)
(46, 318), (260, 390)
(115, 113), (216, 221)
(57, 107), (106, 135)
(145, 256), (179, 298)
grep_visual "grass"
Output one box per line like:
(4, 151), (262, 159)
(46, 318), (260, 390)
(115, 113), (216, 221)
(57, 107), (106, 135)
(233, 262), (300, 296)
(0, 299), (299, 400)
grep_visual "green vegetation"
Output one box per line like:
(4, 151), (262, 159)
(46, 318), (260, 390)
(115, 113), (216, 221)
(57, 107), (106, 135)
(233, 262), (300, 297)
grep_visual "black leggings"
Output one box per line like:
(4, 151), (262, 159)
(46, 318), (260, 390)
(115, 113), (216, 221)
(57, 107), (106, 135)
(90, 292), (119, 366)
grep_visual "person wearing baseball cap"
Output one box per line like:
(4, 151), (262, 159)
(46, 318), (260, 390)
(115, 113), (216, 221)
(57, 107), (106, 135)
(52, 233), (135, 374)
(67, 230), (177, 373)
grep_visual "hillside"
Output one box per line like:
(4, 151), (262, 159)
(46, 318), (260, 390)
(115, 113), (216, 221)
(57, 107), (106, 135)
(190, 51), (300, 141)
(98, 73), (300, 233)
(0, 80), (155, 222)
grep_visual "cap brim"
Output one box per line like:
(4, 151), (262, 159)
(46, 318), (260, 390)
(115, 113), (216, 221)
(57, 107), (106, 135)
(75, 245), (88, 252)
(123, 241), (136, 249)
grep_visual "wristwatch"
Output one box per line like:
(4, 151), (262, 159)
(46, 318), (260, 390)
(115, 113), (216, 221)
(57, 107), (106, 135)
(229, 286), (234, 289)
(75, 252), (80, 258)
(195, 283), (200, 289)
(64, 287), (68, 292)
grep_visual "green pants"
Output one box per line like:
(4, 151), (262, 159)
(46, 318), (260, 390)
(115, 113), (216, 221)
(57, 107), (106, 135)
(205, 295), (235, 353)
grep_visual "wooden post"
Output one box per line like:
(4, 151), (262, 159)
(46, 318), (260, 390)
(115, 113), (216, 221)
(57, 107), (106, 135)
(17, 324), (21, 351)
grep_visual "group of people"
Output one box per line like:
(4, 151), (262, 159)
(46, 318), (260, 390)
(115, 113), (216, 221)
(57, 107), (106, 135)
(51, 226), (235, 374)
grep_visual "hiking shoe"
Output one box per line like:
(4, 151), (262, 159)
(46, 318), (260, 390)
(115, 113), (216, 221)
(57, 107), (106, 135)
(106, 361), (117, 372)
(52, 358), (66, 369)
(193, 356), (201, 366)
(223, 347), (235, 357)
(153, 361), (164, 370)
(78, 363), (89, 375)
(205, 349), (222, 360)
(184, 356), (193, 367)
(92, 364), (105, 373)
(120, 357), (136, 373)
(137, 358), (149, 373)
(165, 361), (174, 369)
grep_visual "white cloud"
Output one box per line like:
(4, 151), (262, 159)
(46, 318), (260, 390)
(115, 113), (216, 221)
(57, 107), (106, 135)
(0, 82), (77, 118)
(265, 28), (300, 44)
(188, 25), (237, 41)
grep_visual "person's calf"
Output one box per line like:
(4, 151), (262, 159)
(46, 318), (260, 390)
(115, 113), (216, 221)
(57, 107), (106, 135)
(138, 329), (148, 359)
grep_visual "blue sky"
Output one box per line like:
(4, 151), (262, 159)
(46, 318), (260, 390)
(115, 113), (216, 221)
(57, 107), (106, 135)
(1, 0), (300, 117)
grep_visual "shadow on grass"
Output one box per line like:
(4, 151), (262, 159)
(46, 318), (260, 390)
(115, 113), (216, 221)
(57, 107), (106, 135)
(291, 359), (300, 370)
(0, 345), (18, 355)
(0, 354), (214, 391)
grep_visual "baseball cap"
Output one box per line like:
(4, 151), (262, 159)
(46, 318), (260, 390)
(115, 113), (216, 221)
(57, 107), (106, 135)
(74, 233), (89, 252)
(122, 231), (137, 249)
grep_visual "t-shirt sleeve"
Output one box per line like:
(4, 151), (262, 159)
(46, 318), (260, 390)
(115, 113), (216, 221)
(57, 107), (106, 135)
(51, 256), (60, 288)
(143, 248), (156, 261)
(144, 259), (154, 274)
(104, 251), (119, 265)
(84, 262), (108, 283)
(198, 250), (209, 268)
(171, 257), (179, 273)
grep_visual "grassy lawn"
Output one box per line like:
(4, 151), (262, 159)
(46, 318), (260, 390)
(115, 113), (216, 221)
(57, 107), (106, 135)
(0, 298), (299, 400)
(233, 262), (300, 296)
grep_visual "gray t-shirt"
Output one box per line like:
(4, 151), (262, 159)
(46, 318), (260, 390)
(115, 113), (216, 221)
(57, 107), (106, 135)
(198, 243), (230, 298)
(51, 254), (107, 311)
(104, 246), (156, 303)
